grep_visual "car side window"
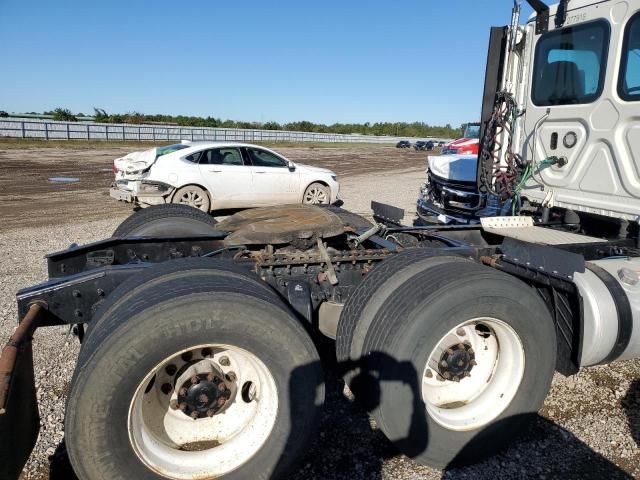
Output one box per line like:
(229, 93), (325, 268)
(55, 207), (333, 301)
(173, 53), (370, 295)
(200, 148), (244, 166)
(246, 148), (287, 168)
(619, 11), (640, 101)
(184, 151), (202, 163)
(531, 20), (609, 106)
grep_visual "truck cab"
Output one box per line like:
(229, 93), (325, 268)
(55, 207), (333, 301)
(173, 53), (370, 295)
(418, 0), (640, 228)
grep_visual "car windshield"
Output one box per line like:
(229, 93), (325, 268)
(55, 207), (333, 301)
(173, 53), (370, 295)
(463, 124), (481, 139)
(156, 144), (190, 158)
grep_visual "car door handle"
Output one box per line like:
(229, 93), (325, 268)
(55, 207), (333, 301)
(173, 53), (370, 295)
(254, 170), (267, 174)
(208, 169), (223, 173)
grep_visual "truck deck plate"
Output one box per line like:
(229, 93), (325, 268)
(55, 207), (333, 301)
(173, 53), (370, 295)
(481, 216), (604, 245)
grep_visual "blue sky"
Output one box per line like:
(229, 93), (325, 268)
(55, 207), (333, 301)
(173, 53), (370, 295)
(0, 0), (532, 127)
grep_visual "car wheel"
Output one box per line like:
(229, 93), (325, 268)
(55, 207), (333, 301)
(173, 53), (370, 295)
(173, 185), (210, 212)
(303, 182), (330, 205)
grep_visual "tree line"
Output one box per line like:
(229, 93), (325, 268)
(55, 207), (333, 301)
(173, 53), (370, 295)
(33, 107), (463, 138)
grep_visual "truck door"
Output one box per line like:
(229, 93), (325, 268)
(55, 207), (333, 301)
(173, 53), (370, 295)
(521, 3), (640, 221)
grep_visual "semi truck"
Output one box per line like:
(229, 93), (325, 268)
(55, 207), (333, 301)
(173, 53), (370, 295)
(2, 0), (640, 478)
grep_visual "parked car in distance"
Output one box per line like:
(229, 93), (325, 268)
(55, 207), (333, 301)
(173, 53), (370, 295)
(396, 140), (411, 148)
(110, 142), (340, 212)
(414, 140), (436, 151)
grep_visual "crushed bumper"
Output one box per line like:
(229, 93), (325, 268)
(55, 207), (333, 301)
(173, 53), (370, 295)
(110, 181), (174, 206)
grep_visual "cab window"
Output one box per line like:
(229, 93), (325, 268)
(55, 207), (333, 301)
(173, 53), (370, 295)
(531, 20), (609, 106)
(200, 148), (244, 166)
(246, 148), (287, 168)
(619, 12), (640, 101)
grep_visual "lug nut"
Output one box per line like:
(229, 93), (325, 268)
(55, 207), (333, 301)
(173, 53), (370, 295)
(179, 402), (187, 411)
(179, 388), (187, 396)
(207, 372), (216, 382)
(170, 399), (179, 410)
(217, 397), (226, 406)
(456, 328), (466, 336)
(206, 409), (216, 417)
(219, 356), (230, 367)
(165, 364), (177, 376)
(446, 348), (454, 355)
(470, 360), (477, 366)
(425, 369), (433, 378)
(440, 360), (448, 368)
(442, 372), (451, 379)
(190, 411), (199, 419)
(218, 383), (226, 391)
(181, 351), (193, 362)
(190, 375), (199, 385)
(161, 383), (172, 395)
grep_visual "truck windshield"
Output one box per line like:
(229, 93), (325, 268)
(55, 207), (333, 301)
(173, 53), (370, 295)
(463, 124), (481, 139)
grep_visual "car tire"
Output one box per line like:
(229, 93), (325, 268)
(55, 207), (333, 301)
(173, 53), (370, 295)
(303, 182), (330, 205)
(112, 204), (218, 237)
(359, 260), (556, 468)
(66, 270), (324, 480)
(172, 185), (211, 212)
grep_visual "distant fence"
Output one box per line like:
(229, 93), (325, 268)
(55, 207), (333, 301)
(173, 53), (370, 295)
(0, 118), (448, 144)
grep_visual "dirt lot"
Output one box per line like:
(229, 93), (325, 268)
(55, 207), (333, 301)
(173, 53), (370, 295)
(0, 140), (428, 231)
(0, 140), (638, 479)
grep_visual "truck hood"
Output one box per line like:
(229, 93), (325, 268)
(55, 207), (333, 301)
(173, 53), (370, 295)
(448, 137), (479, 148)
(428, 154), (478, 183)
(114, 148), (158, 175)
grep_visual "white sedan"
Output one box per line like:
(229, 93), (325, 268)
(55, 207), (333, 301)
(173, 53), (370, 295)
(110, 142), (340, 212)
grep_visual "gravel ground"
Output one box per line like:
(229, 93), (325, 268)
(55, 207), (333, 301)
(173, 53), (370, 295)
(1, 164), (639, 479)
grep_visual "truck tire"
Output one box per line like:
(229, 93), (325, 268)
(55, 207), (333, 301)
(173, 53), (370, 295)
(86, 257), (274, 343)
(360, 261), (556, 468)
(66, 273), (324, 480)
(113, 203), (218, 237)
(336, 249), (470, 365)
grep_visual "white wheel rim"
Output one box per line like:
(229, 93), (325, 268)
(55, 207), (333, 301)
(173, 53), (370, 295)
(421, 317), (525, 431)
(178, 190), (206, 210)
(128, 344), (278, 478)
(304, 187), (328, 204)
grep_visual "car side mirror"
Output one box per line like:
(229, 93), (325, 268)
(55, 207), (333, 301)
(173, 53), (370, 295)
(288, 161), (296, 171)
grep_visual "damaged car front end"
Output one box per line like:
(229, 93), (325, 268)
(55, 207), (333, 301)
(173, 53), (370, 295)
(415, 153), (488, 225)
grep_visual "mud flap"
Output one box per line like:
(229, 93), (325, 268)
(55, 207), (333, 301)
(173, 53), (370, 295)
(0, 308), (41, 480)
